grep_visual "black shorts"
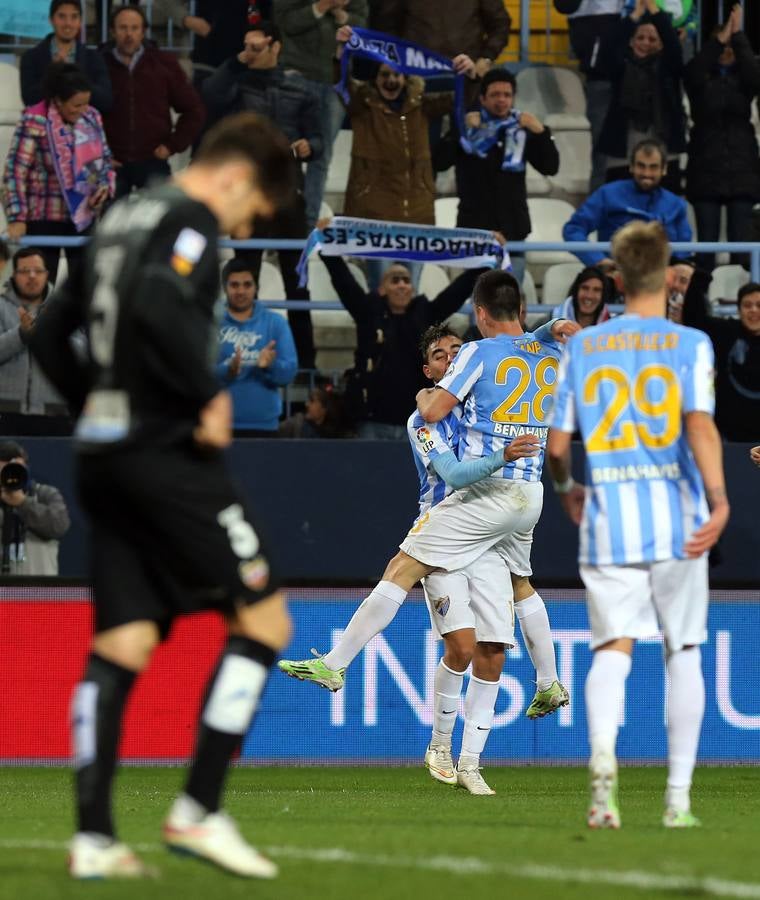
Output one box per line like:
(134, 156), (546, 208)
(77, 441), (280, 635)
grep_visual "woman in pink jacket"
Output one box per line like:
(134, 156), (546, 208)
(3, 61), (114, 282)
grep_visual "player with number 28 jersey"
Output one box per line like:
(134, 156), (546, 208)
(437, 331), (562, 483)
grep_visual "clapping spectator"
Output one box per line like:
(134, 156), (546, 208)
(273, 0), (368, 229)
(597, 0), (686, 193)
(562, 139), (691, 268)
(0, 248), (80, 433)
(21, 0), (112, 113)
(682, 270), (760, 442)
(550, 266), (614, 327)
(102, 5), (205, 198)
(684, 3), (760, 271)
(217, 259), (298, 436)
(3, 62), (114, 283)
(456, 68), (559, 287)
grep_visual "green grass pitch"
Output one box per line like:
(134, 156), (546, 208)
(1, 766), (759, 900)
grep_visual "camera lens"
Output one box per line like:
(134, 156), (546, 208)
(0, 462), (29, 492)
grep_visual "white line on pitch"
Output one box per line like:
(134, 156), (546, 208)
(2, 839), (759, 899)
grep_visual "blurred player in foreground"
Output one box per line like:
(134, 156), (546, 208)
(547, 220), (729, 830)
(30, 113), (295, 880)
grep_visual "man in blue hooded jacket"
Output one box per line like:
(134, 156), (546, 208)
(563, 138), (692, 267)
(216, 258), (297, 435)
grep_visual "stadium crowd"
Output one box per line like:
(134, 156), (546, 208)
(0, 0), (759, 443)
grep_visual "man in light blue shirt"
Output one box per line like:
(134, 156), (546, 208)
(217, 258), (298, 434)
(563, 138), (691, 267)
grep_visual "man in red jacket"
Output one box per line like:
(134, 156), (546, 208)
(102, 5), (205, 198)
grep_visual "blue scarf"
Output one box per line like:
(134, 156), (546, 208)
(461, 108), (527, 171)
(297, 217), (510, 287)
(336, 27), (468, 143)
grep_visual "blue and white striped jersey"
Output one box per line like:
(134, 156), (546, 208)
(549, 315), (715, 565)
(436, 332), (563, 482)
(406, 407), (462, 516)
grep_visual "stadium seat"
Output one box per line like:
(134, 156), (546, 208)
(258, 259), (286, 296)
(522, 268), (538, 305)
(526, 164), (551, 197)
(549, 131), (592, 195)
(0, 61), (22, 125)
(708, 265), (749, 303)
(434, 197), (459, 229)
(419, 263), (450, 298)
(526, 198), (578, 266)
(515, 66), (589, 132)
(325, 129), (353, 195)
(541, 261), (584, 305)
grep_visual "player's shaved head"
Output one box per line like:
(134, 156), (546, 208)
(611, 220), (670, 298)
(473, 269), (522, 321)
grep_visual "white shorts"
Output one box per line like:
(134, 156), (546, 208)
(423, 548), (515, 646)
(580, 556), (709, 651)
(400, 479), (543, 572)
(493, 525), (534, 577)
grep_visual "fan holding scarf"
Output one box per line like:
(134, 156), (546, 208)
(456, 67), (559, 287)
(3, 62), (115, 283)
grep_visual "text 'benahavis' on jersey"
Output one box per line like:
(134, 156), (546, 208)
(436, 331), (563, 482)
(549, 316), (715, 566)
(61, 183), (221, 451)
(406, 407), (463, 516)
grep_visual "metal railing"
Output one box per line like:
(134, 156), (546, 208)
(15, 234), (760, 294)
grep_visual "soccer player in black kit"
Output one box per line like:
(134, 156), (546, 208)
(30, 113), (296, 880)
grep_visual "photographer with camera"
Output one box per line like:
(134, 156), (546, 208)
(0, 440), (70, 575)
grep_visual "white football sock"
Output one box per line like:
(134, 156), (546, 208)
(431, 660), (465, 748)
(515, 592), (558, 690)
(323, 581), (407, 670)
(665, 646), (705, 809)
(459, 675), (500, 767)
(585, 649), (632, 760)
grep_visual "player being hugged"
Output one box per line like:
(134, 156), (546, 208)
(546, 220), (730, 831)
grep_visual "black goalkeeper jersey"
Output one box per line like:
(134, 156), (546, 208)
(30, 183), (222, 450)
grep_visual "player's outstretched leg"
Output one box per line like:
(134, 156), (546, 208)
(278, 581), (407, 690)
(164, 630), (282, 878)
(585, 647), (631, 829)
(662, 646), (705, 829)
(513, 584), (569, 719)
(278, 649), (346, 692)
(525, 680), (570, 719)
(69, 642), (157, 879)
(424, 660), (465, 785)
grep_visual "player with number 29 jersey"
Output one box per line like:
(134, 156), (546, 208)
(437, 332), (563, 482)
(549, 316), (715, 566)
